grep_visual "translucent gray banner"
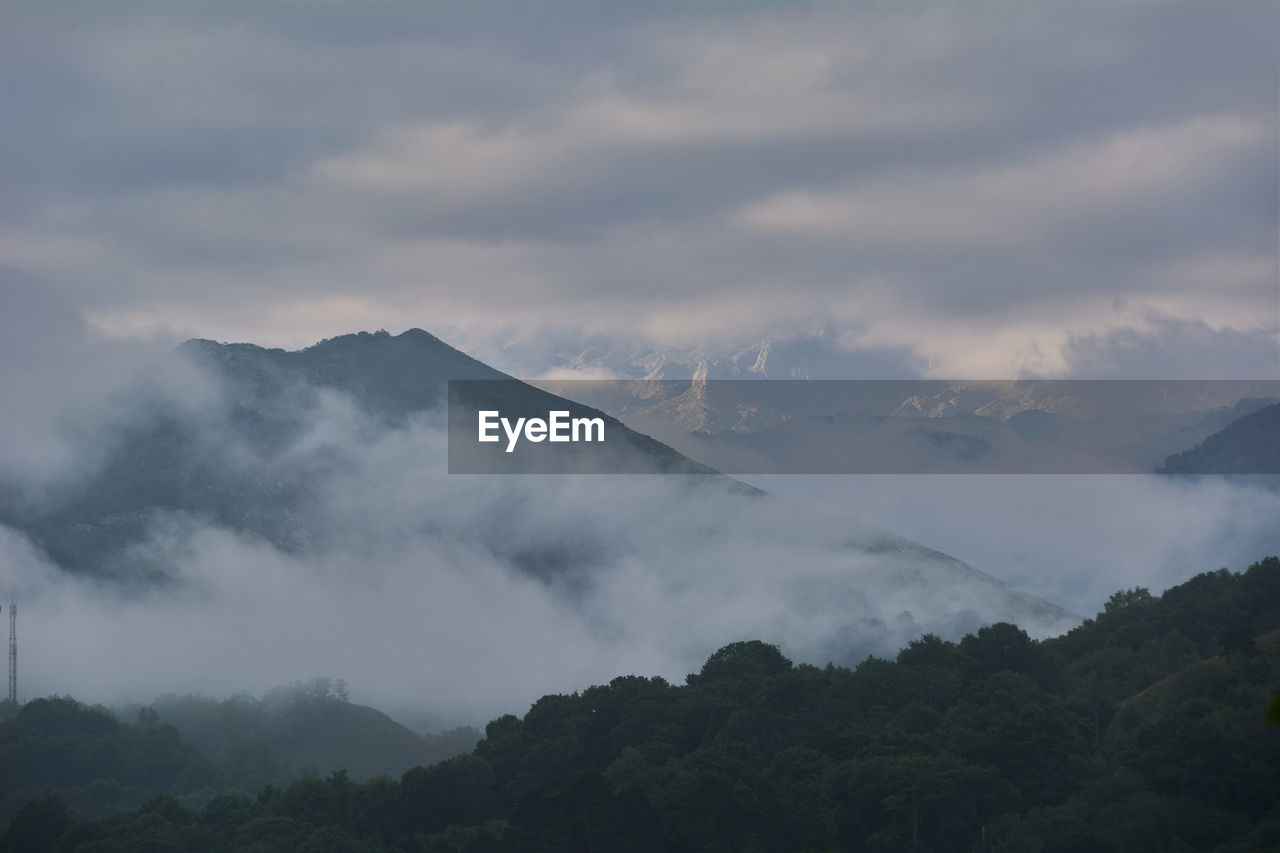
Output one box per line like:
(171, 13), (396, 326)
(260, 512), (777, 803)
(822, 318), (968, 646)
(448, 379), (1279, 475)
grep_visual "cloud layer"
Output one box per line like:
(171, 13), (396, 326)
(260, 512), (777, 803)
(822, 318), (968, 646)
(0, 384), (1077, 722)
(2, 2), (1275, 376)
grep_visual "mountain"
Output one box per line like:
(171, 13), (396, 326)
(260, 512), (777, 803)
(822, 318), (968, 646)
(442, 324), (1277, 474)
(1, 329), (713, 578)
(0, 328), (1078, 663)
(534, 379), (1278, 474)
(0, 687), (478, 828)
(141, 682), (478, 782)
(1158, 402), (1280, 476)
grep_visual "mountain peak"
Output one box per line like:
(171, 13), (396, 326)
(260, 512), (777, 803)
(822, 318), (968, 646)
(168, 327), (509, 426)
(306, 328), (448, 351)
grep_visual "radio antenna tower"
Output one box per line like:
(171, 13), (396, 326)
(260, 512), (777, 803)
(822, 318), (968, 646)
(6, 601), (14, 705)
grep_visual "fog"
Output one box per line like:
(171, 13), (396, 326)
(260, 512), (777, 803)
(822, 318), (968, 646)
(0, 309), (1275, 727)
(0, 421), (1071, 725)
(0, 353), (1060, 724)
(746, 474), (1280, 617)
(0, 281), (177, 485)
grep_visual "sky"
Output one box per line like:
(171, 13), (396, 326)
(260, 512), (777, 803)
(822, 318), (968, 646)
(0, 2), (1278, 716)
(2, 0), (1277, 378)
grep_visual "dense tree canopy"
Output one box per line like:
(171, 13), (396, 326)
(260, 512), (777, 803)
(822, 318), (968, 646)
(3, 557), (1279, 852)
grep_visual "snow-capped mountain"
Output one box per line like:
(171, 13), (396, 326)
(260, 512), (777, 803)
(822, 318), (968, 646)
(436, 322), (919, 382)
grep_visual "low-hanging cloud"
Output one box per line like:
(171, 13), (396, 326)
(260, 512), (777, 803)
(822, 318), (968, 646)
(0, 280), (178, 486)
(747, 474), (1280, 619)
(1, 325), (1276, 729)
(0, 354), (1085, 724)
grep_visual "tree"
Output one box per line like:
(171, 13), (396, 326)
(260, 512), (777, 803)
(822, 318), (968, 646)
(1218, 628), (1258, 657)
(690, 641), (792, 685)
(1, 794), (73, 853)
(1104, 588), (1155, 616)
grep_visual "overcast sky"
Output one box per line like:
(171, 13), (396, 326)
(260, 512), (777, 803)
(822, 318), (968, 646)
(2, 2), (1279, 712)
(2, 1), (1277, 378)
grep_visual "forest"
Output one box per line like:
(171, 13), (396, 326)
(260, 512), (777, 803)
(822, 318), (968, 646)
(2, 556), (1278, 852)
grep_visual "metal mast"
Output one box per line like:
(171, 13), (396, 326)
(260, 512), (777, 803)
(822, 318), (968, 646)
(6, 601), (14, 705)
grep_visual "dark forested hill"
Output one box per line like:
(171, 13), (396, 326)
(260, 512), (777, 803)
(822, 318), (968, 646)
(0, 679), (477, 833)
(4, 557), (1277, 852)
(137, 680), (478, 784)
(1158, 402), (1280, 476)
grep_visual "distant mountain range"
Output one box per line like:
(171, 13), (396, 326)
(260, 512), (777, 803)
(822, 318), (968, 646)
(534, 379), (1277, 474)
(442, 325), (1277, 474)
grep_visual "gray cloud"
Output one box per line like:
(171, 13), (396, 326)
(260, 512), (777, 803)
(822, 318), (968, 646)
(1, 2), (1274, 375)
(0, 279), (176, 483)
(1064, 313), (1280, 379)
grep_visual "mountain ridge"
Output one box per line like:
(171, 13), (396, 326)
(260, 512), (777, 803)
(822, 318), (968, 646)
(6, 329), (721, 576)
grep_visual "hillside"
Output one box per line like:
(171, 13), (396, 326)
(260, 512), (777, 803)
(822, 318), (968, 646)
(1158, 403), (1280, 476)
(3, 557), (1277, 852)
(138, 680), (478, 783)
(0, 680), (478, 831)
